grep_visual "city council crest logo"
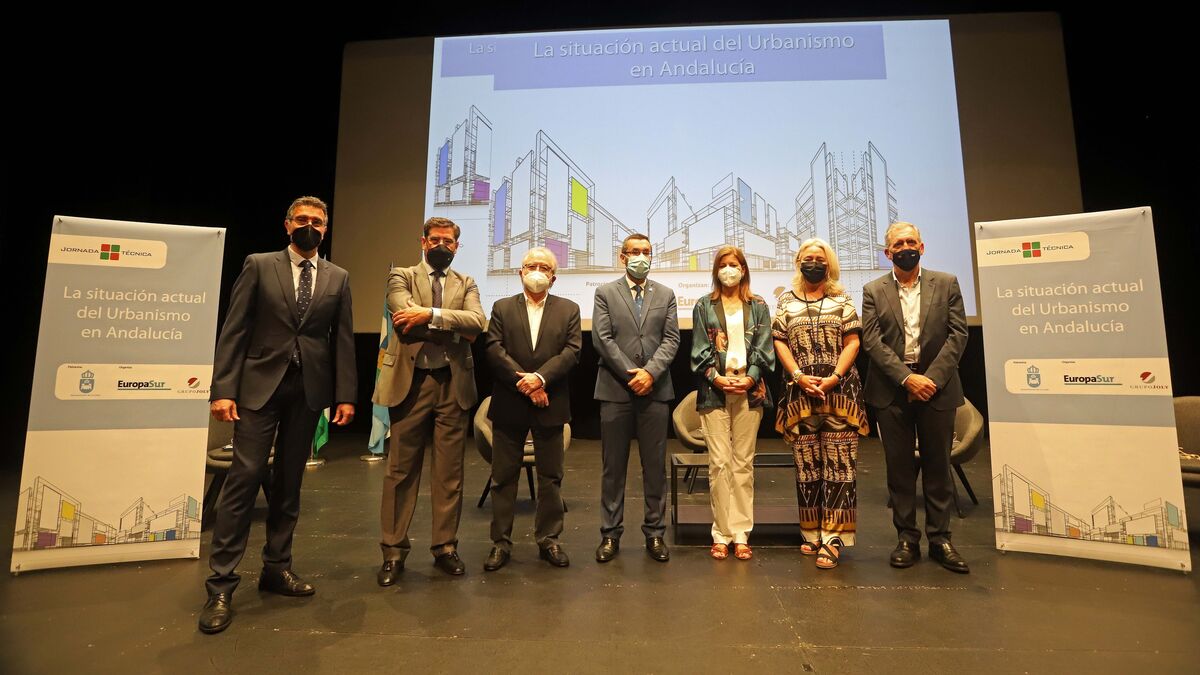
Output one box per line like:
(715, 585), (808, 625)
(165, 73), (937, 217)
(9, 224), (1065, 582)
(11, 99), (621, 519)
(79, 370), (95, 394)
(1026, 365), (1041, 388)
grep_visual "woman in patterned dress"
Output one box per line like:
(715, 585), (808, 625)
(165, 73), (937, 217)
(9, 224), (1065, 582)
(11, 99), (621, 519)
(773, 238), (869, 569)
(690, 246), (775, 561)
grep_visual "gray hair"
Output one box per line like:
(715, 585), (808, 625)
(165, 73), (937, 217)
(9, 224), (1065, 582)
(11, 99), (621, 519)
(884, 221), (921, 248)
(286, 196), (329, 221)
(523, 246), (559, 274)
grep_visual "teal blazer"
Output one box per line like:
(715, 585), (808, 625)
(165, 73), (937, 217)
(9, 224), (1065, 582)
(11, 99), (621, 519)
(689, 294), (775, 412)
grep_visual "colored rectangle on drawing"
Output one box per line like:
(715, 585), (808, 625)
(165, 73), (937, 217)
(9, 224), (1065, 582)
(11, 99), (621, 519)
(473, 180), (490, 202)
(36, 532), (57, 548)
(544, 239), (568, 269)
(570, 178), (589, 217)
(1031, 491), (1046, 510)
(1013, 516), (1033, 533)
(60, 502), (76, 520)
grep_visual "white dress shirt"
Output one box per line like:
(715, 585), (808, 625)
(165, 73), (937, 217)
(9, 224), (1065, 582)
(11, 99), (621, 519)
(893, 270), (922, 364)
(287, 246), (318, 295)
(524, 291), (547, 350)
(721, 296), (747, 375)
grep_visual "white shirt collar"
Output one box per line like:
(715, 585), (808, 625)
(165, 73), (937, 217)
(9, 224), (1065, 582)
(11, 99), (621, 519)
(288, 247), (316, 267)
(523, 291), (547, 307)
(892, 268), (921, 287)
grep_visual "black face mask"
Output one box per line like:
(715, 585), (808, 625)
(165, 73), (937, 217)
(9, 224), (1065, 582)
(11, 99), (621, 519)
(800, 262), (827, 283)
(426, 244), (454, 271)
(892, 248), (921, 272)
(290, 225), (322, 251)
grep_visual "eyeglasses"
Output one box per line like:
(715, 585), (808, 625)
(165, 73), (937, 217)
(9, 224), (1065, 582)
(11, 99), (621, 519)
(290, 216), (326, 227)
(622, 249), (652, 257)
(522, 263), (554, 274)
(426, 236), (457, 247)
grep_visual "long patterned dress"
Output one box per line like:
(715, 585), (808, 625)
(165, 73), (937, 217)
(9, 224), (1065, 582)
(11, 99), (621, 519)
(773, 290), (869, 547)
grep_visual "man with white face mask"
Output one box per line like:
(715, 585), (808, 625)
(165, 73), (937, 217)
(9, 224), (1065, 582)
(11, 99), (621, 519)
(482, 247), (582, 571)
(591, 233), (679, 563)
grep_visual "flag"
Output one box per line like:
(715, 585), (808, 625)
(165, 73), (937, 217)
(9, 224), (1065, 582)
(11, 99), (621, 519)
(312, 408), (330, 456)
(367, 282), (395, 456)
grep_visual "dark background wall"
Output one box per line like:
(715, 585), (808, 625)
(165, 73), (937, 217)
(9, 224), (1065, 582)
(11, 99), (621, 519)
(4, 4), (1192, 477)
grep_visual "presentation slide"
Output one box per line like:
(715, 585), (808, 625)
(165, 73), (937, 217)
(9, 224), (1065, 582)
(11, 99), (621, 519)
(425, 20), (975, 321)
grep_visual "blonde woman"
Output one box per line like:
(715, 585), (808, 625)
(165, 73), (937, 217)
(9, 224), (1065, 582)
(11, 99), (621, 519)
(773, 238), (868, 569)
(690, 246), (775, 561)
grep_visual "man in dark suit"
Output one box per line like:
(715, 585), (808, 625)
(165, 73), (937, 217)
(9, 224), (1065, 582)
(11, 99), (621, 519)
(200, 196), (357, 633)
(592, 233), (679, 563)
(482, 247), (581, 571)
(372, 217), (484, 584)
(861, 222), (969, 574)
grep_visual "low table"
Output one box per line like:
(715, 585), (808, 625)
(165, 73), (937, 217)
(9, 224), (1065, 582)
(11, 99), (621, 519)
(670, 452), (799, 537)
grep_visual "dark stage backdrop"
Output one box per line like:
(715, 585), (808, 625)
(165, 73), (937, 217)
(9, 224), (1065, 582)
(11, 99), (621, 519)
(4, 6), (1193, 477)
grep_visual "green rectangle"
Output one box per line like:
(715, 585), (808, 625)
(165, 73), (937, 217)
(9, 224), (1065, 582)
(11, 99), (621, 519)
(570, 178), (589, 217)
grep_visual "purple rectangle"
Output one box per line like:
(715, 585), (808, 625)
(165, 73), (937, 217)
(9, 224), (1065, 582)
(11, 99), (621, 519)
(473, 179), (490, 203)
(493, 182), (508, 245)
(1013, 516), (1033, 533)
(544, 238), (568, 269)
(36, 531), (57, 549)
(441, 24), (886, 91)
(438, 143), (449, 185)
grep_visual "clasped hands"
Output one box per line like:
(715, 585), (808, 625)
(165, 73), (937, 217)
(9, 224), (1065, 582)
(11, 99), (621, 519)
(516, 371), (549, 408)
(713, 374), (755, 395)
(794, 373), (836, 400)
(904, 373), (938, 402)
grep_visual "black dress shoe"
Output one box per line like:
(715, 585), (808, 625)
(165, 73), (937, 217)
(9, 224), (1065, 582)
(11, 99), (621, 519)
(198, 593), (233, 634)
(539, 544), (570, 567)
(595, 537), (619, 563)
(377, 560), (403, 587)
(258, 569), (315, 596)
(646, 537), (670, 562)
(483, 546), (510, 572)
(890, 541), (921, 568)
(434, 551), (466, 576)
(929, 542), (970, 574)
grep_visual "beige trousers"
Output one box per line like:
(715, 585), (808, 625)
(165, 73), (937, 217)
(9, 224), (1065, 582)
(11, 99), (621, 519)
(700, 393), (762, 545)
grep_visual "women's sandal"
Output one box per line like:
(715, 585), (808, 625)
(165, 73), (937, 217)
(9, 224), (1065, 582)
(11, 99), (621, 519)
(710, 543), (729, 560)
(800, 541), (819, 556)
(815, 541), (841, 569)
(733, 543), (753, 561)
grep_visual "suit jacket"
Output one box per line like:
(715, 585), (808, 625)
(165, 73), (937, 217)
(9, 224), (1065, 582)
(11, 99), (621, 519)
(485, 292), (581, 427)
(211, 249), (357, 411)
(372, 260), (485, 409)
(592, 277), (680, 402)
(860, 267), (967, 411)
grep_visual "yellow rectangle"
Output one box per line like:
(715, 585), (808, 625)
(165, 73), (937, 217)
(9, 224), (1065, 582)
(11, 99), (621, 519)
(1031, 492), (1045, 510)
(60, 502), (76, 520)
(569, 178), (589, 217)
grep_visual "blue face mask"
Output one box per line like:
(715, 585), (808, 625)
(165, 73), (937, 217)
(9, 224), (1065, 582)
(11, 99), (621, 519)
(625, 254), (650, 280)
(892, 249), (920, 272)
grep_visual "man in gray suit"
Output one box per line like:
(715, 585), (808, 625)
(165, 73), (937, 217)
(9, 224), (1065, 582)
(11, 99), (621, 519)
(861, 222), (970, 574)
(592, 233), (679, 563)
(372, 217), (485, 584)
(201, 196), (357, 633)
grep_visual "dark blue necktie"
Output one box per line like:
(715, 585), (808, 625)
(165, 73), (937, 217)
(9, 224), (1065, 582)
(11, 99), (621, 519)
(292, 259), (313, 367)
(634, 284), (644, 322)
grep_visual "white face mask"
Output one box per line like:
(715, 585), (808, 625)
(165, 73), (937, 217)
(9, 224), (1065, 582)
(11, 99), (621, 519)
(522, 270), (551, 294)
(717, 266), (743, 288)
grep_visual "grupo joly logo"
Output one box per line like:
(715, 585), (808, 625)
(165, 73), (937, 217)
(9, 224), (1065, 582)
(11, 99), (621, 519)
(1026, 364), (1041, 388)
(178, 376), (210, 395)
(78, 370), (95, 394)
(1131, 370), (1169, 391)
(1140, 371), (1156, 384)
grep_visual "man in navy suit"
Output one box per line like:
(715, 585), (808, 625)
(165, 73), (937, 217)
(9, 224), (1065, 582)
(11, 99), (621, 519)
(591, 233), (679, 563)
(200, 196), (357, 633)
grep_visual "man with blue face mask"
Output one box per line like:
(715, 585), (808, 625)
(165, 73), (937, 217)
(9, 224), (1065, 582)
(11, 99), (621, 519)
(592, 233), (680, 563)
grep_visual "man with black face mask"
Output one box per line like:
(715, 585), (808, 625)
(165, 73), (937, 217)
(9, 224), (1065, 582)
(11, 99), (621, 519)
(372, 217), (484, 585)
(201, 196), (357, 634)
(861, 222), (970, 574)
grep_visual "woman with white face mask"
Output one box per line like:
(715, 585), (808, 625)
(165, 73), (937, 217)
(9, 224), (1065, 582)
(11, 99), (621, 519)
(689, 245), (775, 561)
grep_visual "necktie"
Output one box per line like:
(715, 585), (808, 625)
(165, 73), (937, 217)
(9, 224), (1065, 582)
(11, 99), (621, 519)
(292, 259), (313, 367)
(634, 284), (643, 322)
(431, 270), (443, 309)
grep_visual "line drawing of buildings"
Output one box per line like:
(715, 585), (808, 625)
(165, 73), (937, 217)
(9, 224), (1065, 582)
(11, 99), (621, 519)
(433, 106), (493, 206)
(993, 464), (1188, 550)
(649, 173), (783, 272)
(489, 130), (633, 273)
(793, 142), (897, 271)
(12, 476), (201, 552)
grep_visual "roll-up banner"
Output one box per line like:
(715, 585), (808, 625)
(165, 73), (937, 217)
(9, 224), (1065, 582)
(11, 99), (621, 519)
(976, 207), (1190, 571)
(12, 216), (224, 573)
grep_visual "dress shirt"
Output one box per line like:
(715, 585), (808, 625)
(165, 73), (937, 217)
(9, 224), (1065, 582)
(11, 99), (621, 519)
(893, 269), (922, 364)
(286, 246), (318, 296)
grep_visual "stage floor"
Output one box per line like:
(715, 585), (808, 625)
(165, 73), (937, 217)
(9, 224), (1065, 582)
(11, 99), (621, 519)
(2, 433), (1198, 673)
